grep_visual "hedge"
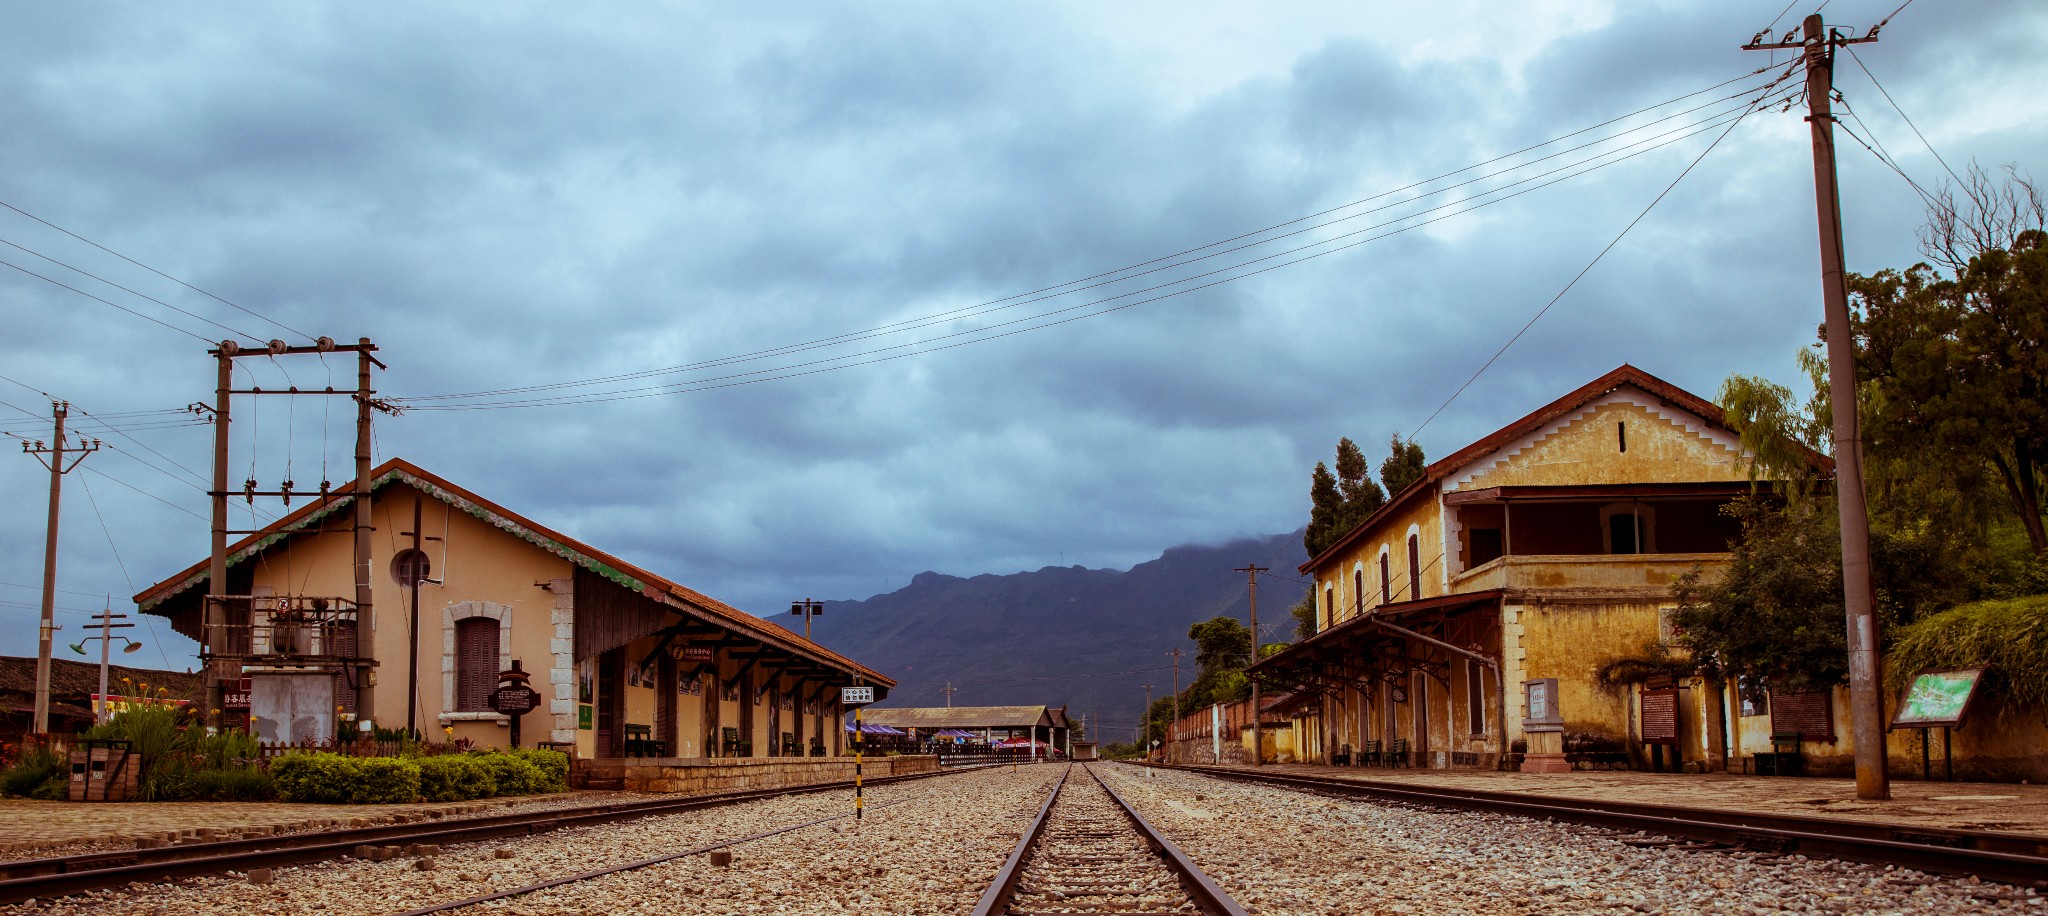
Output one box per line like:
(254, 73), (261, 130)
(272, 748), (568, 804)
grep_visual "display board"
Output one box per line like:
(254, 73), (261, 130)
(1769, 690), (1833, 741)
(1891, 667), (1985, 729)
(1640, 688), (1678, 745)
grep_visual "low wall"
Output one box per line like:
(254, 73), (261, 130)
(584, 755), (940, 794)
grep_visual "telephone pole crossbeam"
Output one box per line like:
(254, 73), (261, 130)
(1236, 564), (1268, 766)
(1744, 13), (1889, 801)
(22, 401), (101, 734)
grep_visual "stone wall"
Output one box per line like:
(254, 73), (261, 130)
(583, 755), (941, 794)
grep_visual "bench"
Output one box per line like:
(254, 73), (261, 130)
(1384, 737), (1411, 767)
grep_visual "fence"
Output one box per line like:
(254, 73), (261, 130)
(257, 738), (409, 760)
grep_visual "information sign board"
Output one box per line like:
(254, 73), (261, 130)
(1892, 667), (1985, 729)
(676, 645), (714, 663)
(1640, 688), (1678, 745)
(489, 684), (540, 715)
(841, 686), (875, 706)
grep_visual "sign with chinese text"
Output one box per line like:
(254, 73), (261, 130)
(1640, 688), (1678, 745)
(1892, 668), (1984, 729)
(841, 686), (874, 706)
(676, 646), (715, 663)
(223, 676), (252, 710)
(489, 684), (540, 715)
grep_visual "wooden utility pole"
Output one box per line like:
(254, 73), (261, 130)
(1141, 684), (1153, 758)
(352, 339), (377, 736)
(1746, 13), (1888, 800)
(22, 402), (99, 733)
(205, 350), (231, 731)
(1235, 563), (1268, 766)
(941, 681), (956, 708)
(1166, 648), (1184, 764)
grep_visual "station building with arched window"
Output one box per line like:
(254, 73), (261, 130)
(135, 458), (891, 758)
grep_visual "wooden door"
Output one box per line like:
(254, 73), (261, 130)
(597, 649), (624, 758)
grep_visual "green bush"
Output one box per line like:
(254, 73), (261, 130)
(30, 774), (67, 800)
(508, 748), (569, 792)
(1889, 594), (2048, 708)
(418, 755), (494, 802)
(270, 752), (357, 804)
(194, 730), (263, 771)
(469, 752), (546, 796)
(186, 767), (277, 801)
(2, 746), (65, 798)
(349, 757), (421, 804)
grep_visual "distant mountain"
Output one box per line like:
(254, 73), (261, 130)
(803, 530), (1309, 745)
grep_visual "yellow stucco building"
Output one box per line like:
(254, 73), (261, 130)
(1251, 365), (1785, 772)
(136, 459), (890, 759)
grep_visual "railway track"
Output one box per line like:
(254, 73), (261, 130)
(1142, 762), (2048, 888)
(972, 763), (1248, 916)
(0, 763), (994, 906)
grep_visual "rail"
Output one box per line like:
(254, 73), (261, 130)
(1140, 762), (2048, 887)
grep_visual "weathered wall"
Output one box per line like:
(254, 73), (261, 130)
(1454, 396), (1749, 491)
(596, 754), (941, 794)
(1505, 600), (1665, 745)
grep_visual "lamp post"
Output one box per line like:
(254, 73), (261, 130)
(790, 599), (824, 641)
(69, 602), (139, 725)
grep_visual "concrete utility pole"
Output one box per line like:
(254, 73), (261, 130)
(1745, 13), (1889, 801)
(940, 681), (956, 708)
(1166, 648), (1184, 764)
(1141, 684), (1154, 759)
(1236, 564), (1268, 766)
(22, 401), (100, 733)
(73, 603), (137, 725)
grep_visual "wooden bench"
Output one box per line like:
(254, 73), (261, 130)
(1384, 737), (1411, 767)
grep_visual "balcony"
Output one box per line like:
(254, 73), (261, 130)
(204, 595), (361, 666)
(1450, 553), (1728, 594)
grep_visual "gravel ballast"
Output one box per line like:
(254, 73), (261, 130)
(1093, 763), (2041, 915)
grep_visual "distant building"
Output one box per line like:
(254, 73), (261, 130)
(857, 705), (1072, 757)
(135, 458), (892, 757)
(0, 656), (202, 744)
(1251, 365), (1809, 773)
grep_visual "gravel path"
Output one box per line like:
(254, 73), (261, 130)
(1, 765), (1062, 916)
(1094, 763), (2040, 915)
(1004, 767), (1199, 914)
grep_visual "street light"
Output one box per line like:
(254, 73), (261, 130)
(789, 599), (824, 641)
(69, 603), (139, 725)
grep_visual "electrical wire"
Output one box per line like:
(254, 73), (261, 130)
(0, 196), (311, 340)
(1407, 68), (1785, 440)
(0, 236), (264, 342)
(395, 65), (1790, 407)
(407, 84), (1799, 412)
(1841, 43), (1962, 187)
(76, 472), (179, 669)
(0, 255), (215, 343)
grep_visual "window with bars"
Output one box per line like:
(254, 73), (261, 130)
(454, 617), (500, 712)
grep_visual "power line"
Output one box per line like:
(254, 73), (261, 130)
(0, 196), (311, 340)
(0, 235), (264, 341)
(408, 86), (1797, 412)
(79, 467), (208, 522)
(395, 65), (1789, 406)
(0, 255), (216, 343)
(75, 472), (178, 669)
(1841, 43), (1962, 187)
(1408, 68), (1785, 440)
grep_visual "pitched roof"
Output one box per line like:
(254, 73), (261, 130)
(858, 706), (1059, 729)
(0, 656), (203, 700)
(1300, 364), (1828, 573)
(132, 457), (892, 687)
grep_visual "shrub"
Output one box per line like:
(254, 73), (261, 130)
(270, 752), (356, 804)
(418, 755), (494, 802)
(349, 757), (421, 804)
(30, 774), (67, 800)
(187, 767), (277, 801)
(1888, 594), (2048, 708)
(194, 730), (263, 771)
(469, 752), (546, 796)
(508, 748), (569, 792)
(2, 746), (65, 798)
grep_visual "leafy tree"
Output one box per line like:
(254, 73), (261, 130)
(1380, 434), (1427, 497)
(1287, 589), (1317, 640)
(1335, 437), (1386, 531)
(1183, 616), (1253, 710)
(1304, 461), (1344, 556)
(1672, 498), (1848, 693)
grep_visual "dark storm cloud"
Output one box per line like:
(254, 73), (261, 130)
(1, 1), (2042, 665)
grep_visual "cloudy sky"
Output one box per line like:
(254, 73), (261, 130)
(2, 1), (2042, 670)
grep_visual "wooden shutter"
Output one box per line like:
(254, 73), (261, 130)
(1379, 554), (1391, 603)
(1465, 660), (1485, 735)
(455, 617), (499, 712)
(1407, 535), (1422, 600)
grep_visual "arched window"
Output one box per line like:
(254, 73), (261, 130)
(1379, 551), (1391, 604)
(1352, 568), (1363, 619)
(1407, 534), (1422, 600)
(1322, 586), (1334, 631)
(454, 617), (500, 712)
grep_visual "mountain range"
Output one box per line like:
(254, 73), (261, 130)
(800, 529), (1309, 744)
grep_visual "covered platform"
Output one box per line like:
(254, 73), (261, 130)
(854, 705), (1073, 759)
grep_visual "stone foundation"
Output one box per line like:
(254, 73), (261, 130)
(581, 755), (941, 794)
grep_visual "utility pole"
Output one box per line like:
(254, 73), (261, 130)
(1236, 563), (1268, 766)
(72, 601), (137, 725)
(941, 681), (957, 708)
(1746, 13), (1888, 801)
(1141, 684), (1154, 760)
(22, 401), (99, 734)
(1166, 648), (1184, 764)
(789, 599), (824, 641)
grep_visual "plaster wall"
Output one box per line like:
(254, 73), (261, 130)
(1454, 394), (1750, 491)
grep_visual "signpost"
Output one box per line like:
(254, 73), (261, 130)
(1891, 667), (1986, 782)
(842, 685), (874, 822)
(489, 660), (541, 749)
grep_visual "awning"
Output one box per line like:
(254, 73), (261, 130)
(845, 723), (905, 735)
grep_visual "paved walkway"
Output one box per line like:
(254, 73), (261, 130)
(1193, 762), (2048, 835)
(0, 791), (612, 860)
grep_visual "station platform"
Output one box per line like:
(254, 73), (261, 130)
(1181, 761), (2048, 835)
(578, 753), (940, 793)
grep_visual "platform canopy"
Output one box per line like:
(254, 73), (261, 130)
(857, 705), (1068, 732)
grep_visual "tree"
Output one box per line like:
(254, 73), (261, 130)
(1671, 498), (1848, 693)
(1287, 589), (1317, 641)
(1335, 437), (1386, 531)
(1855, 229), (2048, 553)
(1380, 434), (1427, 497)
(1183, 616), (1253, 710)
(1304, 461), (1344, 557)
(1917, 161), (2044, 275)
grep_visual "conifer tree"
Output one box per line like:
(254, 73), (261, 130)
(1380, 434), (1427, 497)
